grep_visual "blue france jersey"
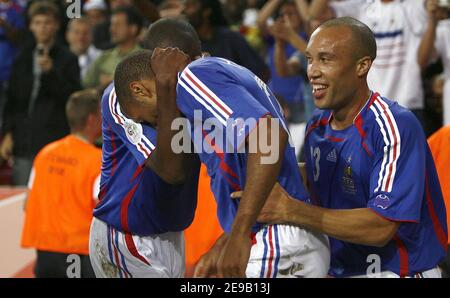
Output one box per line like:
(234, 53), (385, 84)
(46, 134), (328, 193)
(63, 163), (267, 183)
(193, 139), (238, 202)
(305, 92), (448, 277)
(176, 57), (310, 233)
(93, 84), (199, 236)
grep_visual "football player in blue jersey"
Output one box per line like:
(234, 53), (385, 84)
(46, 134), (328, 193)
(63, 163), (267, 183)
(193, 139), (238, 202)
(241, 17), (448, 277)
(142, 18), (330, 278)
(89, 50), (201, 278)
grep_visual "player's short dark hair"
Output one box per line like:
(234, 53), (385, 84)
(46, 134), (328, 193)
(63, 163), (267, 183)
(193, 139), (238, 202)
(114, 50), (154, 106)
(66, 89), (100, 131)
(111, 5), (144, 35)
(28, 1), (60, 22)
(319, 16), (377, 61)
(142, 18), (202, 59)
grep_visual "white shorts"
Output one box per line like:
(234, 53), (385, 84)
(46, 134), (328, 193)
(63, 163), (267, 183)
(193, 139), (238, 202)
(246, 224), (330, 278)
(89, 217), (185, 278)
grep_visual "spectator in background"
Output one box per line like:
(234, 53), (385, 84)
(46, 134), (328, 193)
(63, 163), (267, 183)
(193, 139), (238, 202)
(21, 89), (102, 278)
(0, 0), (25, 128)
(224, 0), (264, 54)
(66, 17), (102, 81)
(25, 0), (71, 46)
(90, 0), (159, 50)
(0, 1), (81, 185)
(418, 0), (450, 126)
(183, 0), (269, 82)
(83, 5), (142, 89)
(257, 0), (308, 125)
(85, 0), (112, 50)
(311, 0), (429, 130)
(271, 1), (334, 158)
(158, 0), (184, 18)
(84, 0), (108, 27)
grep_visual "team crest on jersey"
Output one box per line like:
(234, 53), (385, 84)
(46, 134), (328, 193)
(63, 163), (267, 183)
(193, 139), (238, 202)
(342, 156), (357, 195)
(124, 120), (142, 145)
(374, 194), (390, 210)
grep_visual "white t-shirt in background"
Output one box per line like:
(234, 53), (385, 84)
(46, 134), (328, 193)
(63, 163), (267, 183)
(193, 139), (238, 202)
(330, 0), (428, 110)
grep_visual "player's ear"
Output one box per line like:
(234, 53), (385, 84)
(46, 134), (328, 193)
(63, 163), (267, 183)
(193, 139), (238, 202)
(356, 56), (372, 77)
(129, 81), (147, 99)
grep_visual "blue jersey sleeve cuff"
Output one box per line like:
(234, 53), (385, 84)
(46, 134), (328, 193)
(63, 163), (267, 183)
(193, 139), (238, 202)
(368, 207), (420, 224)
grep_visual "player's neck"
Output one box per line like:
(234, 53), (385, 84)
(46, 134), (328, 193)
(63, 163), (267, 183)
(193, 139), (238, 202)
(330, 88), (372, 130)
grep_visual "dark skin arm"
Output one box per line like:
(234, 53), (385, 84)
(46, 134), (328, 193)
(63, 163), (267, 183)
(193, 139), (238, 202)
(193, 233), (228, 278)
(145, 47), (192, 184)
(417, 0), (441, 70)
(232, 183), (400, 247)
(272, 16), (307, 77)
(217, 116), (288, 277)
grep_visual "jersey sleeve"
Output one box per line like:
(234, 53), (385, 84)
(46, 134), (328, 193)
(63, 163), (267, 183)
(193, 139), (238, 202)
(176, 60), (271, 151)
(102, 86), (156, 165)
(367, 105), (426, 222)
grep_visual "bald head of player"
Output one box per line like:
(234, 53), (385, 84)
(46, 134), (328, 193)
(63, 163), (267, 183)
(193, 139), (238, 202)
(114, 50), (158, 125)
(306, 17), (376, 120)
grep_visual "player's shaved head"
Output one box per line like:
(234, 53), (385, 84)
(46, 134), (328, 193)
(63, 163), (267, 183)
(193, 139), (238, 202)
(142, 18), (202, 59)
(114, 50), (154, 106)
(317, 17), (377, 61)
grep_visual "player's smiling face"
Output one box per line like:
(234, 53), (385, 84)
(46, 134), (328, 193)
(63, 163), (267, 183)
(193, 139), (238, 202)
(305, 26), (360, 111)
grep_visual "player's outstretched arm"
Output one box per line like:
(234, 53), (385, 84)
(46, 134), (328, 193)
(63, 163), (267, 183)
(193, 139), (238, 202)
(232, 183), (399, 247)
(217, 116), (288, 277)
(145, 47), (192, 184)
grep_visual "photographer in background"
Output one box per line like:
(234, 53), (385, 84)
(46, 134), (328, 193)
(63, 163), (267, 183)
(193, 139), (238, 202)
(0, 1), (80, 185)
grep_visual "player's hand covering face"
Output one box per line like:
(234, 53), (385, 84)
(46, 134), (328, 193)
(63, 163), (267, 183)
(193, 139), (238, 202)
(150, 47), (191, 85)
